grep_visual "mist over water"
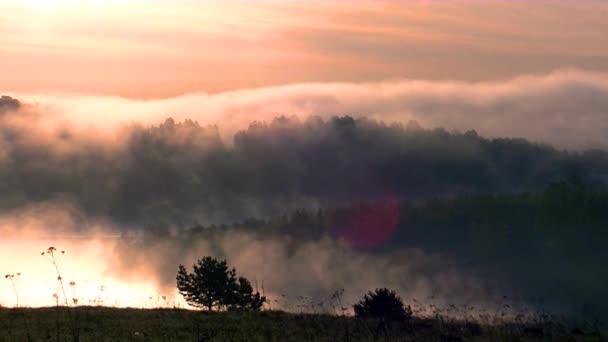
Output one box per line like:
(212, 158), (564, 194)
(1, 72), (607, 320)
(0, 204), (498, 314)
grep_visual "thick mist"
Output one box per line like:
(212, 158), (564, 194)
(8, 69), (608, 150)
(2, 97), (608, 227)
(0, 203), (497, 313)
(1, 82), (607, 319)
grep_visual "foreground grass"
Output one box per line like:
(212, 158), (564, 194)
(0, 307), (603, 342)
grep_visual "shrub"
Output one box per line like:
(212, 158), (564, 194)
(354, 288), (412, 320)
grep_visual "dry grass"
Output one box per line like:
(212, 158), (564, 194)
(0, 306), (603, 342)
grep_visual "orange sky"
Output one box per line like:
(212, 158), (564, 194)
(1, 1), (608, 98)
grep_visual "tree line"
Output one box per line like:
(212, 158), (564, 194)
(3, 114), (608, 228)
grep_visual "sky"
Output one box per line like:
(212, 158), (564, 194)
(1, 1), (608, 98)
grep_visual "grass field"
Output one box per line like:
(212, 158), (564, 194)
(0, 306), (604, 341)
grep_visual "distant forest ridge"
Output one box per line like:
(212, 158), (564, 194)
(2, 110), (608, 226)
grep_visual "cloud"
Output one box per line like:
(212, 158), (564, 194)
(2, 2), (607, 96)
(11, 69), (608, 150)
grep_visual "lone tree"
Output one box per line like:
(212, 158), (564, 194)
(176, 256), (266, 311)
(354, 288), (412, 320)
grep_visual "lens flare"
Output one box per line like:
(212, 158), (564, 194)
(330, 196), (401, 249)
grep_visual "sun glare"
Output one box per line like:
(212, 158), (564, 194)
(0, 230), (185, 308)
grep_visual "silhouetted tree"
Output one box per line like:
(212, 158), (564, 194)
(176, 256), (265, 311)
(176, 257), (236, 311)
(227, 277), (266, 311)
(354, 288), (412, 320)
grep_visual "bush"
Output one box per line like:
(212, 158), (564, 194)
(354, 288), (412, 320)
(176, 256), (266, 311)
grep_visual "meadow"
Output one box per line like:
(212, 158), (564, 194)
(0, 306), (604, 342)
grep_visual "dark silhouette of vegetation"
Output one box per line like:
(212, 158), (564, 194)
(354, 288), (412, 321)
(2, 113), (608, 228)
(0, 95), (20, 113)
(176, 257), (234, 311)
(227, 277), (266, 311)
(176, 257), (265, 311)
